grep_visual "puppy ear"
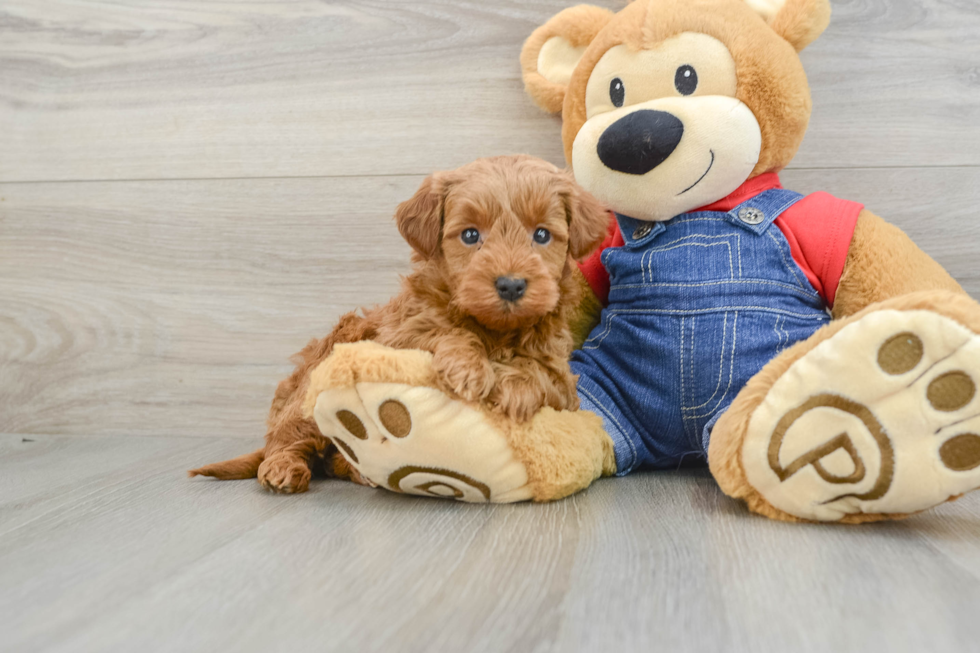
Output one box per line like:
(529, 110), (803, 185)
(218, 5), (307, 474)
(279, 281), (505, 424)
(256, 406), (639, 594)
(562, 179), (613, 260)
(396, 174), (447, 259)
(520, 5), (615, 114)
(744, 0), (831, 51)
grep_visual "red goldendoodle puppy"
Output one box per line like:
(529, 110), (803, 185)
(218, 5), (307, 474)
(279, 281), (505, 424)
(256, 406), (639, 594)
(190, 155), (610, 492)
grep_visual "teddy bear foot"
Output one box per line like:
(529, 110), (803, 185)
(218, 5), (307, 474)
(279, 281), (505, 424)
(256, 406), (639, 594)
(715, 294), (980, 522)
(311, 383), (534, 503)
(302, 341), (613, 503)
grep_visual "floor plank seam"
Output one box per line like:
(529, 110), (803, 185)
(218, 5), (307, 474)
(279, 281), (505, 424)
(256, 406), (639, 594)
(2, 164), (979, 187)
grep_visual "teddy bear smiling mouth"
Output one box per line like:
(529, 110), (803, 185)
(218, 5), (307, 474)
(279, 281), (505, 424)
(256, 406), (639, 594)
(678, 149), (715, 196)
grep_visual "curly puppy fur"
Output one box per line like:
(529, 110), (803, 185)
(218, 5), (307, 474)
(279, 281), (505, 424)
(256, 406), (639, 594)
(190, 155), (610, 493)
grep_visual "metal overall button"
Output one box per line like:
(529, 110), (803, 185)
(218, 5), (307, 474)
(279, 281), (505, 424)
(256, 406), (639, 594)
(633, 223), (653, 239)
(738, 207), (765, 225)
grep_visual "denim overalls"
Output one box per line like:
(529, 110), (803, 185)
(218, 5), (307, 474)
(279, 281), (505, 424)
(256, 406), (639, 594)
(571, 189), (832, 474)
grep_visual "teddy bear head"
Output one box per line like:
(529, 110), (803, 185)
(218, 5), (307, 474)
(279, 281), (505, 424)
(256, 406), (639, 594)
(521, 0), (831, 222)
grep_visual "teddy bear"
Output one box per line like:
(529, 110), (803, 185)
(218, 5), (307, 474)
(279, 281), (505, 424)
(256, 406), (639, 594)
(303, 0), (980, 523)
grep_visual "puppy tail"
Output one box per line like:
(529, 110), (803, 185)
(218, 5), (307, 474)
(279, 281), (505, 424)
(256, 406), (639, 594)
(188, 447), (265, 480)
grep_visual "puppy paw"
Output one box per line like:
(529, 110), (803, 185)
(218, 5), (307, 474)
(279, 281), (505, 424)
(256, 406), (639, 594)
(433, 352), (495, 402)
(258, 452), (312, 493)
(489, 381), (547, 423)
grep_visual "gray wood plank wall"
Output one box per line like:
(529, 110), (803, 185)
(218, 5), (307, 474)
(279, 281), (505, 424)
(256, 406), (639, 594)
(3, 0), (979, 440)
(5, 2), (980, 652)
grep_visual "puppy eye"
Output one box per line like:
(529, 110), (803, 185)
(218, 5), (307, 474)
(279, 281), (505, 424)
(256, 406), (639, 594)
(533, 228), (552, 245)
(460, 228), (480, 245)
(675, 65), (698, 96)
(609, 77), (625, 108)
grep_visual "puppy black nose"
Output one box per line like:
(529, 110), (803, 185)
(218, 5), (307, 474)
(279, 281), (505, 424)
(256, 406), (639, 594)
(495, 277), (527, 302)
(597, 110), (684, 175)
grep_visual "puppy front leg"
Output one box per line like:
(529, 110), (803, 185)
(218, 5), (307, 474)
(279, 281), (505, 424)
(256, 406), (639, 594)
(431, 331), (495, 402)
(489, 357), (578, 422)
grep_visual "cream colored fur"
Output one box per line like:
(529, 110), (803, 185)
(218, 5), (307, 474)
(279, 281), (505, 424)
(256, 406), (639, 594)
(304, 342), (614, 503)
(522, 1), (980, 522)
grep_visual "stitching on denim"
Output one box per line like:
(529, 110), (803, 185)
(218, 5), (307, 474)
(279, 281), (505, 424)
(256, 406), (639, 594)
(684, 312), (728, 412)
(690, 311), (738, 420)
(672, 217), (735, 225)
(601, 247), (613, 270)
(730, 191), (803, 229)
(645, 240), (734, 281)
(772, 314), (785, 352)
(647, 233), (733, 248)
(680, 316), (696, 443)
(579, 385), (637, 468)
(610, 279), (823, 300)
(680, 315), (687, 413)
(738, 233), (743, 277)
(688, 317), (695, 412)
(768, 195), (805, 219)
(765, 229), (810, 291)
(582, 313), (616, 350)
(605, 307), (829, 319)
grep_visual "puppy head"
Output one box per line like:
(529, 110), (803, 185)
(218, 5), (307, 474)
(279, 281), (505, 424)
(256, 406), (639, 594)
(396, 155), (609, 331)
(521, 0), (830, 222)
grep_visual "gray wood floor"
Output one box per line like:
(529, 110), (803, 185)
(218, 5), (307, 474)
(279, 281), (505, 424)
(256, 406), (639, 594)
(3, 0), (980, 651)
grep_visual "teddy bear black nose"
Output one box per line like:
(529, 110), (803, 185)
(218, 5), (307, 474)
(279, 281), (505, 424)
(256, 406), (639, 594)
(597, 110), (685, 175)
(496, 277), (527, 302)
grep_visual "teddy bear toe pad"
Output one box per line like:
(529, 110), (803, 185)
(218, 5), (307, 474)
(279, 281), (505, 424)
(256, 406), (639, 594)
(742, 309), (980, 521)
(313, 382), (533, 503)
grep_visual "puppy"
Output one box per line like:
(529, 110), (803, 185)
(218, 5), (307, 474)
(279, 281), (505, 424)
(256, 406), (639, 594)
(190, 155), (610, 493)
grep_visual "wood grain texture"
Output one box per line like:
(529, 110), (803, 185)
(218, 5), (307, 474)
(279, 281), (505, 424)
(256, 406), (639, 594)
(2, 0), (980, 182)
(2, 167), (979, 438)
(3, 433), (980, 653)
(0, 175), (416, 437)
(4, 2), (980, 650)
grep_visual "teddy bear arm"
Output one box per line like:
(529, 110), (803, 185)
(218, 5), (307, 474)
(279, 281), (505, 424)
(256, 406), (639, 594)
(567, 265), (603, 349)
(305, 341), (615, 503)
(832, 208), (965, 319)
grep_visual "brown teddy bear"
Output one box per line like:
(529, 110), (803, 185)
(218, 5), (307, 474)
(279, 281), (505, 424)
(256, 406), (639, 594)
(302, 0), (980, 523)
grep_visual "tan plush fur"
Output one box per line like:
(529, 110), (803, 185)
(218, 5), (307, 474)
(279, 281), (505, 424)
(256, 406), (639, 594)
(521, 5), (616, 114)
(710, 213), (969, 523)
(301, 341), (617, 502)
(768, 0), (831, 51)
(190, 155), (610, 493)
(709, 287), (980, 524)
(521, 0), (823, 178)
(526, 0), (980, 521)
(832, 210), (964, 319)
(501, 407), (617, 501)
(567, 265), (603, 349)
(710, 209), (963, 523)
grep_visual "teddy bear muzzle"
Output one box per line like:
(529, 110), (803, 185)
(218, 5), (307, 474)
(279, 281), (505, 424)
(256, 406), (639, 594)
(596, 109), (684, 176)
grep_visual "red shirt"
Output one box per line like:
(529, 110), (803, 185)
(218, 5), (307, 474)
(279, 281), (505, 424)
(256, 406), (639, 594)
(578, 173), (863, 308)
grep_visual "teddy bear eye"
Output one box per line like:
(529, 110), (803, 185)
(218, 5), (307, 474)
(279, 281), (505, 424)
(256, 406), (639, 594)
(533, 227), (552, 245)
(675, 65), (698, 96)
(460, 228), (480, 245)
(609, 78), (625, 108)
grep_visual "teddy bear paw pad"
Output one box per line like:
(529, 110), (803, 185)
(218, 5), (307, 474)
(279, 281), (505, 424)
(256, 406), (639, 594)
(311, 383), (533, 503)
(741, 309), (980, 521)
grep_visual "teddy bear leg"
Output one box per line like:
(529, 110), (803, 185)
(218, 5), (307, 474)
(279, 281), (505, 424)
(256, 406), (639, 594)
(305, 342), (614, 503)
(709, 291), (980, 523)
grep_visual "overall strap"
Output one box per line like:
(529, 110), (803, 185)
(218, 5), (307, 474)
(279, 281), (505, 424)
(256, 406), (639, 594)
(725, 188), (804, 235)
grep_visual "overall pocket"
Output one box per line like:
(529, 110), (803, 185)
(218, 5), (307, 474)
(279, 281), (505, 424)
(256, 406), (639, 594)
(680, 311), (738, 444)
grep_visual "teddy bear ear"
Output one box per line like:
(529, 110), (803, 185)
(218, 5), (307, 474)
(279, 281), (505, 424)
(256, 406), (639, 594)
(520, 5), (615, 114)
(745, 0), (831, 51)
